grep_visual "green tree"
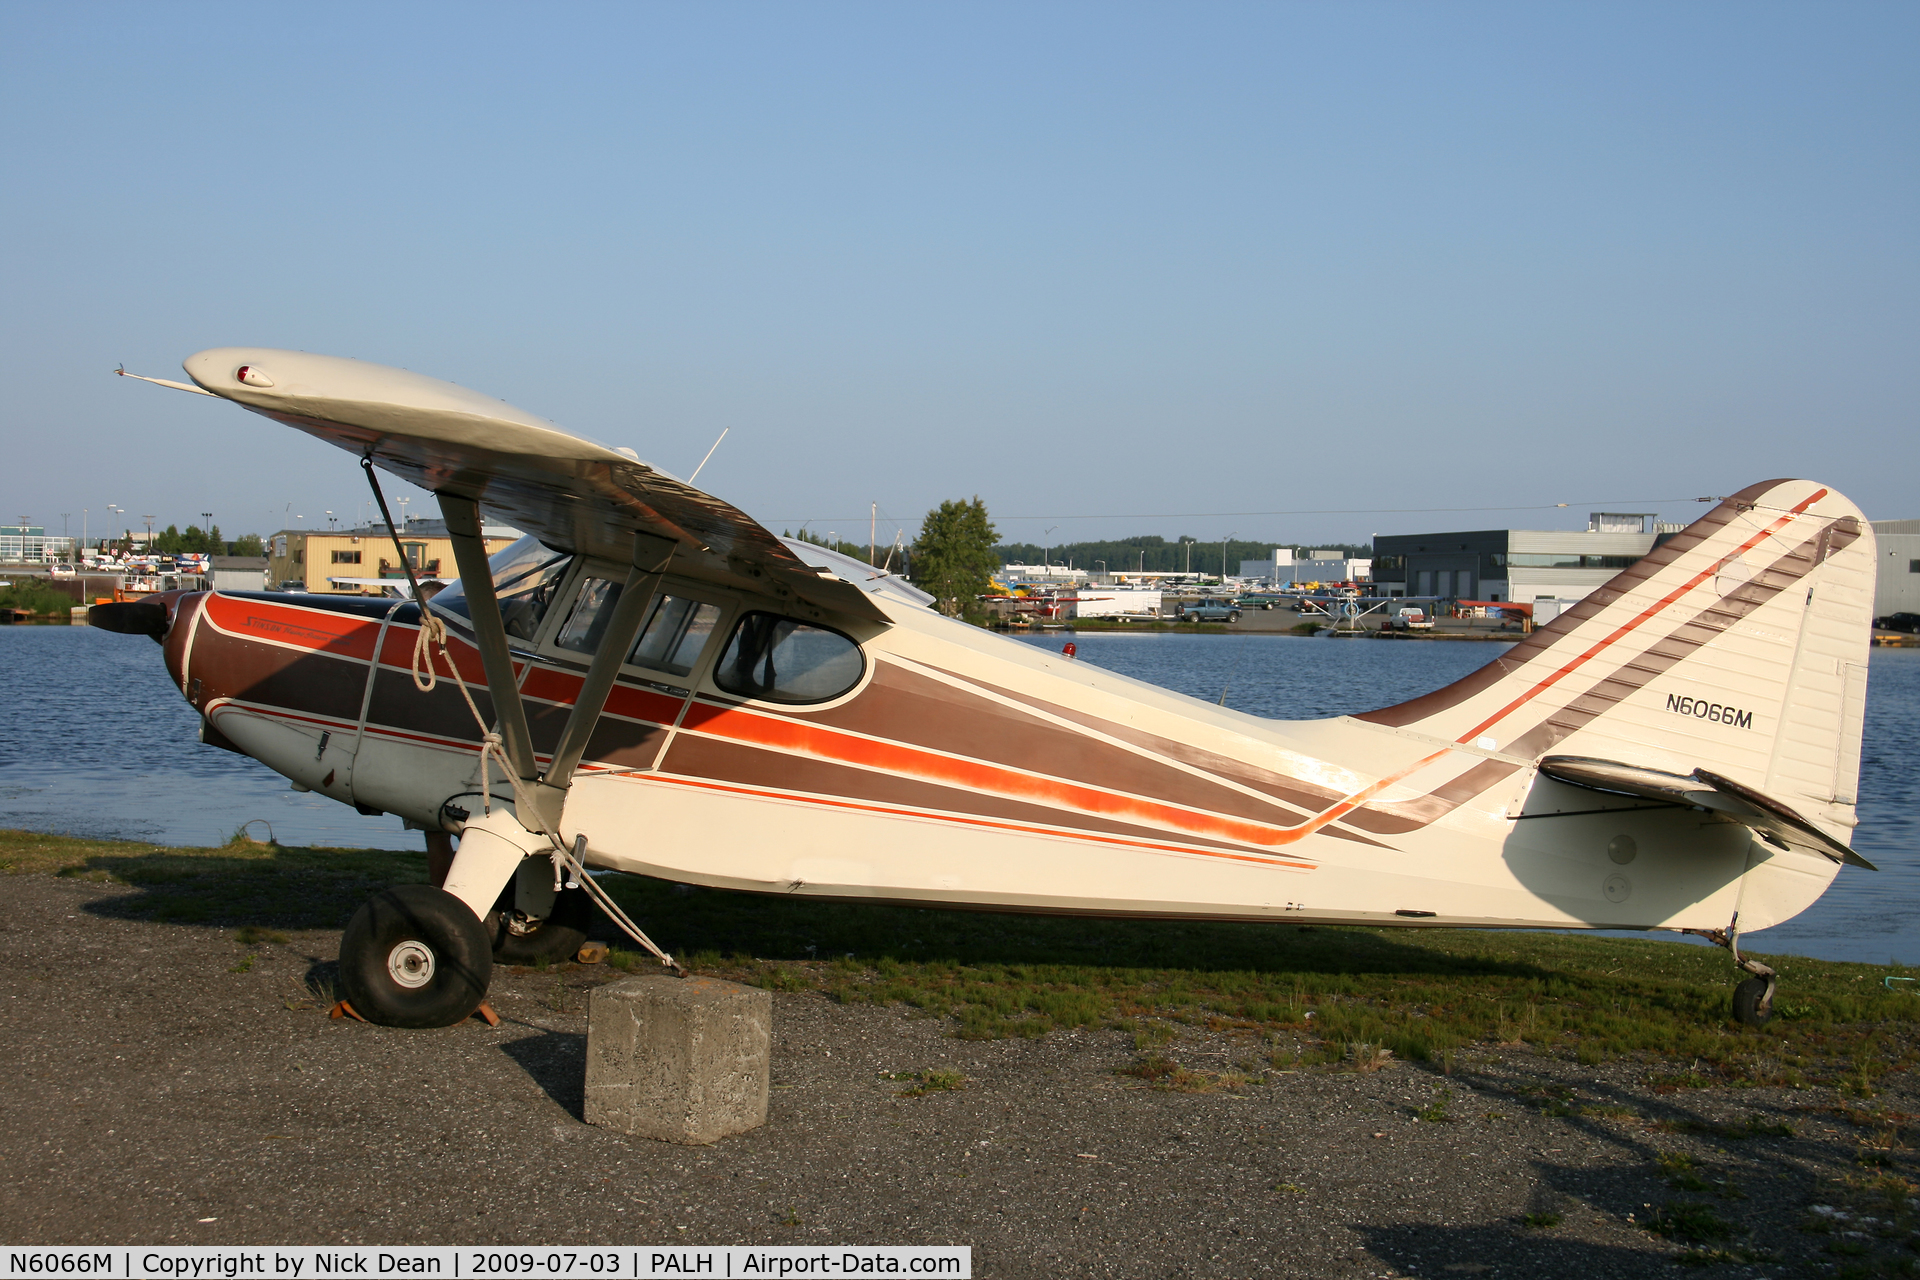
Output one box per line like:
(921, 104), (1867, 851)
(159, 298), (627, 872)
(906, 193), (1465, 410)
(912, 497), (999, 618)
(228, 533), (265, 557)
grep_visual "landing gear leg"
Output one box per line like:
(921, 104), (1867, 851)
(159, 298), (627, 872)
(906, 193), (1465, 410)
(1689, 914), (1777, 1028)
(425, 830), (456, 887)
(338, 810), (543, 1028)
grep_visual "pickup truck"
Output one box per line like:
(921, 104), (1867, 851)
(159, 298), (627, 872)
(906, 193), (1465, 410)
(1180, 601), (1242, 623)
(1237, 593), (1287, 610)
(1390, 607), (1432, 631)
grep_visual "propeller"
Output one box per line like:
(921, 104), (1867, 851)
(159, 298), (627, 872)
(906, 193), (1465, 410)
(88, 600), (169, 639)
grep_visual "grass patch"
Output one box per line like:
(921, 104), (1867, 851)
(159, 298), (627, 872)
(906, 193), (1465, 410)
(0, 580), (76, 617)
(1644, 1202), (1735, 1242)
(7, 828), (1920, 1079)
(1518, 1211), (1562, 1228)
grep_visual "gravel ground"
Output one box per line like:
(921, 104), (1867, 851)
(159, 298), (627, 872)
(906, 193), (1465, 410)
(3, 873), (1914, 1278)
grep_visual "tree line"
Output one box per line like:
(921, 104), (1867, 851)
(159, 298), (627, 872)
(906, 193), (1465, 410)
(95, 524), (266, 558)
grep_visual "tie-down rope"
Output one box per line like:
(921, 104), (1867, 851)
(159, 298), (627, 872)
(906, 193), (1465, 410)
(361, 455), (680, 974)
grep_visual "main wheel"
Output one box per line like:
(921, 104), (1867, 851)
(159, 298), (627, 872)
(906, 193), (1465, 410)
(1229, 611), (1242, 622)
(1732, 977), (1775, 1028)
(338, 884), (493, 1028)
(489, 884), (593, 964)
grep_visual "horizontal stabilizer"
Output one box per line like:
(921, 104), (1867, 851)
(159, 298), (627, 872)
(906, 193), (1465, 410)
(1538, 755), (1875, 870)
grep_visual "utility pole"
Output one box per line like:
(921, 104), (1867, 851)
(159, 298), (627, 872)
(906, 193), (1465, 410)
(1043, 526), (1058, 571)
(1222, 532), (1237, 586)
(61, 513), (70, 562)
(143, 514), (154, 550)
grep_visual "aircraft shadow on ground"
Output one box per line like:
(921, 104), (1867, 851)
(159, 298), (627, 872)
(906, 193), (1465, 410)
(71, 845), (425, 930)
(65, 846), (1560, 984)
(600, 880), (1556, 982)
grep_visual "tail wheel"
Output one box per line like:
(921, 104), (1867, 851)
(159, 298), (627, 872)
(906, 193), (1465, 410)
(1732, 977), (1775, 1028)
(489, 884), (594, 965)
(338, 884), (492, 1028)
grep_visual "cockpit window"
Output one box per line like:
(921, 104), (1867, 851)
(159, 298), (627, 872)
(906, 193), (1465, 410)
(430, 534), (572, 642)
(554, 576), (623, 654)
(714, 613), (864, 704)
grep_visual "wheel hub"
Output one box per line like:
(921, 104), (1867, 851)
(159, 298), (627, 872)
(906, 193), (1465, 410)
(386, 940), (436, 988)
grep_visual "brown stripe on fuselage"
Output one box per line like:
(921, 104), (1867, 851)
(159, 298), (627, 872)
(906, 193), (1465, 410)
(792, 659), (1328, 828)
(1341, 759), (1525, 834)
(656, 732), (1304, 858)
(189, 623), (370, 724)
(922, 666), (1346, 816)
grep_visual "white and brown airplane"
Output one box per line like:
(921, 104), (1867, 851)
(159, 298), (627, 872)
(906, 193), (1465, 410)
(101, 348), (1876, 1029)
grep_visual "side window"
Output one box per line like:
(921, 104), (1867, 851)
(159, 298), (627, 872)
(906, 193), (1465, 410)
(714, 613), (864, 704)
(629, 595), (723, 676)
(554, 577), (623, 654)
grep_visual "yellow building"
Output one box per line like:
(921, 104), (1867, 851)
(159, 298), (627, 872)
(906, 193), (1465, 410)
(266, 520), (521, 594)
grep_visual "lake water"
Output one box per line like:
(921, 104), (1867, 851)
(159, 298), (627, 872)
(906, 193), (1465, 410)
(2, 624), (1913, 964)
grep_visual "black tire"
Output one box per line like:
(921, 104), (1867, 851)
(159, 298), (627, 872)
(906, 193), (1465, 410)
(338, 884), (493, 1028)
(1229, 611), (1241, 622)
(1732, 977), (1775, 1028)
(490, 884), (594, 964)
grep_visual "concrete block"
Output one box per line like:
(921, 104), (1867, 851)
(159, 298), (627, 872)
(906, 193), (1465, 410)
(584, 973), (771, 1144)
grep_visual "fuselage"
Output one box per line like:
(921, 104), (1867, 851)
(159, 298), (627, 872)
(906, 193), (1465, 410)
(153, 543), (1841, 937)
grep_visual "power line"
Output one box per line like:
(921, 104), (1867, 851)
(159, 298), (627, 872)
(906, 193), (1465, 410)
(765, 496), (1718, 525)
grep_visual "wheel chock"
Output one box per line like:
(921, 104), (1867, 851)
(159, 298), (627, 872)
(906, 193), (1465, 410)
(474, 1001), (501, 1027)
(576, 941), (610, 965)
(328, 1000), (367, 1022)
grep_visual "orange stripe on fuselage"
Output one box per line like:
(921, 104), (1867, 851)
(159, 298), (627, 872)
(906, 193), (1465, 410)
(202, 592), (382, 661)
(677, 699), (1430, 852)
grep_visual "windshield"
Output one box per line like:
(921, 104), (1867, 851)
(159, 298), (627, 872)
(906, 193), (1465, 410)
(430, 535), (573, 642)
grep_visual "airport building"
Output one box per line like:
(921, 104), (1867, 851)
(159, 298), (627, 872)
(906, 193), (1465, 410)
(1370, 513), (1681, 614)
(0, 524), (75, 564)
(1236, 549), (1373, 585)
(1872, 518), (1920, 619)
(266, 519), (522, 594)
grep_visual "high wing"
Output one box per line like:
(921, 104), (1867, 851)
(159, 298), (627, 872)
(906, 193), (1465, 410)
(179, 347), (888, 622)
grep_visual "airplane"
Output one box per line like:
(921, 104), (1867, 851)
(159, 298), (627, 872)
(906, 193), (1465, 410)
(99, 348), (1876, 1032)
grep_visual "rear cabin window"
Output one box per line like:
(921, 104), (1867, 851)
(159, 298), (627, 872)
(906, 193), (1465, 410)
(629, 595), (722, 676)
(714, 613), (864, 704)
(553, 582), (724, 678)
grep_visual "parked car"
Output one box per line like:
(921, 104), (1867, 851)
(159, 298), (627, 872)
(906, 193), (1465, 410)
(1877, 612), (1920, 634)
(1181, 602), (1242, 623)
(1391, 607), (1432, 631)
(1238, 593), (1286, 610)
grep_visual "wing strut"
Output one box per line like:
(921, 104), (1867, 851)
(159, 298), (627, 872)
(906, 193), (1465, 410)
(440, 494), (541, 785)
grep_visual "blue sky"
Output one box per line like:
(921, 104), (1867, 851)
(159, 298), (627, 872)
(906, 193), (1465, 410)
(2, 2), (1913, 551)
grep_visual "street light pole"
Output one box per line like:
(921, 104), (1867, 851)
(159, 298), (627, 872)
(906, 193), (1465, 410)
(1042, 526), (1058, 572)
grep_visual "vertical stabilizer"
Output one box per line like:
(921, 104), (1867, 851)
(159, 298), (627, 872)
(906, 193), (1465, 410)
(1356, 480), (1875, 846)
